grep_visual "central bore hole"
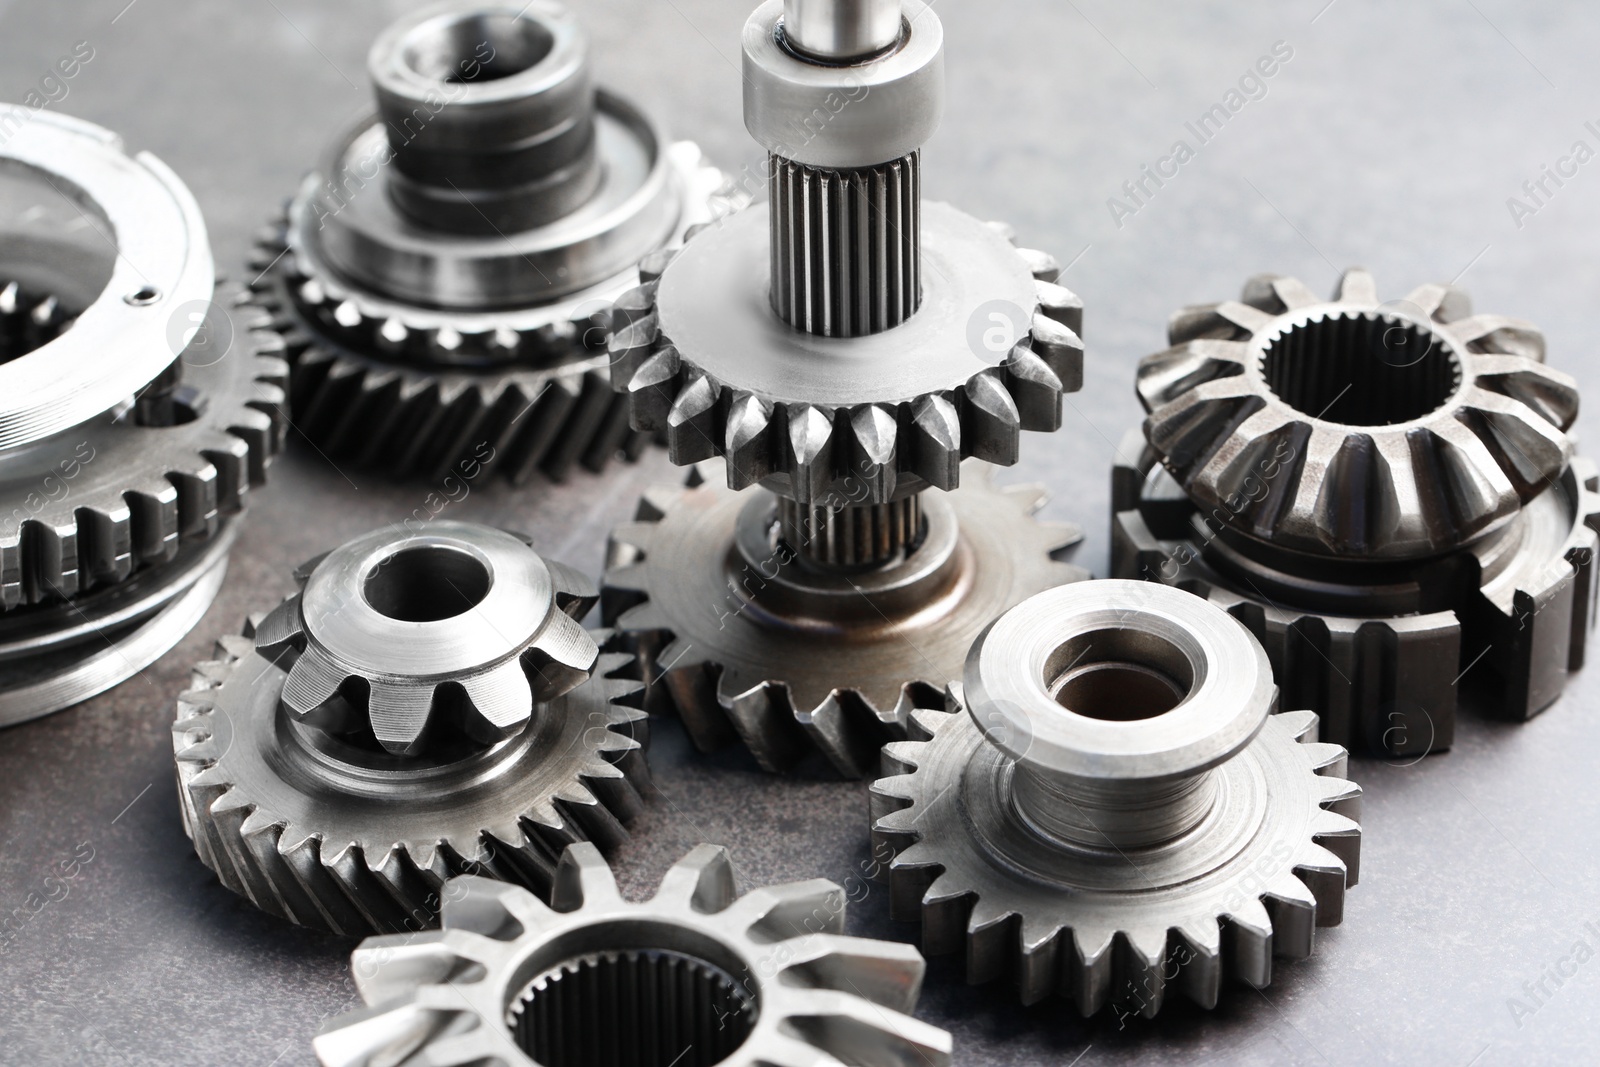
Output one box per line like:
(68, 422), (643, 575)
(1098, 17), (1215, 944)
(362, 545), (491, 623)
(1044, 628), (1194, 722)
(510, 949), (757, 1067)
(1261, 312), (1462, 426)
(404, 13), (556, 83)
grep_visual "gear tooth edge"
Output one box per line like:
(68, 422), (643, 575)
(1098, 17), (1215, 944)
(1261, 871), (1317, 959)
(1221, 897), (1274, 988)
(654, 843), (738, 914)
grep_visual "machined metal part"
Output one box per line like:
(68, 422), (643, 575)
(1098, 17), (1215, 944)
(871, 580), (1362, 1014)
(1117, 270), (1593, 754)
(313, 843), (952, 1067)
(172, 522), (649, 935)
(0, 109), (284, 722)
(252, 0), (737, 483)
(603, 460), (1087, 777)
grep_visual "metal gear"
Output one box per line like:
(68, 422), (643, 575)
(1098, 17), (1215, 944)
(1116, 270), (1594, 754)
(602, 0), (1087, 779)
(312, 843), (951, 1067)
(250, 0), (737, 485)
(0, 109), (284, 722)
(871, 580), (1362, 1015)
(603, 460), (1086, 778)
(172, 522), (648, 936)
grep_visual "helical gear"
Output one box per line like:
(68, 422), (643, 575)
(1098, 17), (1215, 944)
(312, 844), (951, 1067)
(871, 580), (1362, 1015)
(172, 523), (648, 935)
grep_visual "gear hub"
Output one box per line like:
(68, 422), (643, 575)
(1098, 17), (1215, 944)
(172, 522), (648, 935)
(1113, 270), (1594, 756)
(871, 580), (1362, 1015)
(250, 0), (735, 484)
(603, 0), (1088, 776)
(312, 843), (951, 1067)
(0, 110), (285, 726)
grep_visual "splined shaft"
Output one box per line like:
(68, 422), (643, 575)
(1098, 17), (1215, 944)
(778, 493), (921, 568)
(769, 152), (920, 338)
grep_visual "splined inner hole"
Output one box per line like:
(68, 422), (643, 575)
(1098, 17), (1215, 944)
(1261, 312), (1461, 426)
(1044, 628), (1194, 721)
(362, 545), (491, 622)
(403, 13), (556, 83)
(510, 949), (757, 1067)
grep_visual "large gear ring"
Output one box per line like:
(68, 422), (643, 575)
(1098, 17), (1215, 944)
(603, 460), (1087, 777)
(312, 843), (951, 1067)
(0, 109), (284, 722)
(250, 0), (736, 484)
(871, 580), (1362, 1016)
(1116, 270), (1593, 754)
(172, 522), (648, 936)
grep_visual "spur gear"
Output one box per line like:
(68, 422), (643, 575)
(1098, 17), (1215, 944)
(871, 580), (1362, 1015)
(603, 0), (1087, 776)
(604, 460), (1085, 777)
(250, 0), (737, 484)
(312, 843), (951, 1067)
(172, 522), (648, 936)
(1115, 270), (1594, 754)
(0, 109), (284, 723)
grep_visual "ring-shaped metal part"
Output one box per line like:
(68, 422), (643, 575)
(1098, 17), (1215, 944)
(743, 0), (943, 167)
(964, 580), (1271, 783)
(0, 111), (213, 450)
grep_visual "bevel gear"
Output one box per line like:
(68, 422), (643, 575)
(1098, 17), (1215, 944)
(871, 580), (1362, 1015)
(1115, 269), (1594, 754)
(172, 522), (648, 936)
(603, 0), (1087, 776)
(250, 0), (737, 484)
(313, 843), (952, 1067)
(604, 460), (1086, 777)
(0, 109), (284, 724)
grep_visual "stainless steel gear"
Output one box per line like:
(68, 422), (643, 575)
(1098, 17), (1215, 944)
(172, 522), (648, 936)
(604, 460), (1087, 778)
(312, 843), (952, 1067)
(871, 580), (1362, 1016)
(1115, 269), (1594, 755)
(0, 109), (285, 722)
(602, 0), (1087, 777)
(250, 0), (737, 484)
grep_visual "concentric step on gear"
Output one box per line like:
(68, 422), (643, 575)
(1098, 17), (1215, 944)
(250, 0), (737, 484)
(172, 523), (648, 936)
(872, 580), (1362, 1015)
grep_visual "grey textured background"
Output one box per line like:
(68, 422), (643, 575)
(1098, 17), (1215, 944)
(1, 0), (1598, 1064)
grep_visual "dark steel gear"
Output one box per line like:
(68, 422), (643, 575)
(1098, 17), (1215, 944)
(872, 580), (1362, 1015)
(1116, 270), (1592, 755)
(172, 522), (648, 936)
(250, 0), (737, 484)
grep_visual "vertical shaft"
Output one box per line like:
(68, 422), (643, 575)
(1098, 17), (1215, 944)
(778, 494), (921, 569)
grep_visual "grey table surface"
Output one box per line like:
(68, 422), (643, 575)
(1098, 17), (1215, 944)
(2, 0), (1599, 1064)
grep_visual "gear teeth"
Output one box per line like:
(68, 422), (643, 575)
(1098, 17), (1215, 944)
(848, 404), (899, 499)
(785, 405), (836, 503)
(910, 394), (961, 491)
(1005, 345), (1064, 433)
(962, 371), (1021, 466)
(726, 878), (846, 941)
(1223, 897), (1275, 988)
(725, 392), (776, 490)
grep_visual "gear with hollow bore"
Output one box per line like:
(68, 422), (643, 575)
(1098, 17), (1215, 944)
(312, 843), (951, 1067)
(250, 0), (738, 484)
(172, 522), (647, 936)
(871, 580), (1362, 1016)
(1116, 269), (1593, 754)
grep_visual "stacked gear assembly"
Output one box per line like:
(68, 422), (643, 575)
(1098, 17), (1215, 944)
(0, 109), (285, 726)
(1112, 269), (1594, 757)
(250, 0), (735, 484)
(172, 522), (649, 936)
(603, 0), (1088, 777)
(313, 843), (951, 1067)
(871, 580), (1362, 1015)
